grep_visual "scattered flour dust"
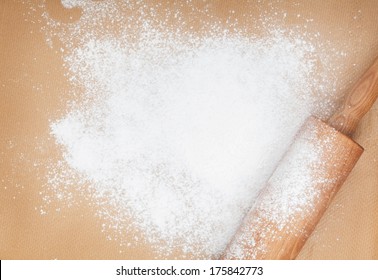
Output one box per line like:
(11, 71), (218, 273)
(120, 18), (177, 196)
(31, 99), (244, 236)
(36, 0), (344, 258)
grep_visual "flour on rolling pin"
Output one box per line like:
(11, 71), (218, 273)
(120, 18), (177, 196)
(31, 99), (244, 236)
(223, 117), (363, 259)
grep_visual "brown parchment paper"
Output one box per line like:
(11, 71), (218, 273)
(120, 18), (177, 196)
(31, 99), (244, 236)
(0, 0), (377, 259)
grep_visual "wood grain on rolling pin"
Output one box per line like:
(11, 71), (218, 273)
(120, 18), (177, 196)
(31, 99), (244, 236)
(222, 117), (363, 259)
(329, 58), (378, 136)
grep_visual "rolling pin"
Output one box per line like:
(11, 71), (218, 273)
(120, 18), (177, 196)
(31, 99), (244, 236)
(222, 57), (378, 260)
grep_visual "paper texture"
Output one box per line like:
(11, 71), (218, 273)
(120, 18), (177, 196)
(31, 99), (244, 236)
(0, 0), (377, 259)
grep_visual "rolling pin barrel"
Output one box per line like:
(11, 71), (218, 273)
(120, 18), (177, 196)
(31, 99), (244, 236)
(222, 56), (378, 260)
(222, 117), (362, 259)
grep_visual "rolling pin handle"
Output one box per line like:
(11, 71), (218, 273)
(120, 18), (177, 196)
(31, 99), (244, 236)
(329, 57), (378, 136)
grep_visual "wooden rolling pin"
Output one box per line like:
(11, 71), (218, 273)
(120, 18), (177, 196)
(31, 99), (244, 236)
(222, 57), (378, 260)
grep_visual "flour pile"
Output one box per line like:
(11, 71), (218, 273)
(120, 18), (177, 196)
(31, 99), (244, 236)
(40, 0), (342, 258)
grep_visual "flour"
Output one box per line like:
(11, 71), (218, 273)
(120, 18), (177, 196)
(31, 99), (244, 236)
(61, 0), (84, 9)
(38, 0), (344, 258)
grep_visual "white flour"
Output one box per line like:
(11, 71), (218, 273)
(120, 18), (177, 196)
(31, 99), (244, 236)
(38, 0), (345, 258)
